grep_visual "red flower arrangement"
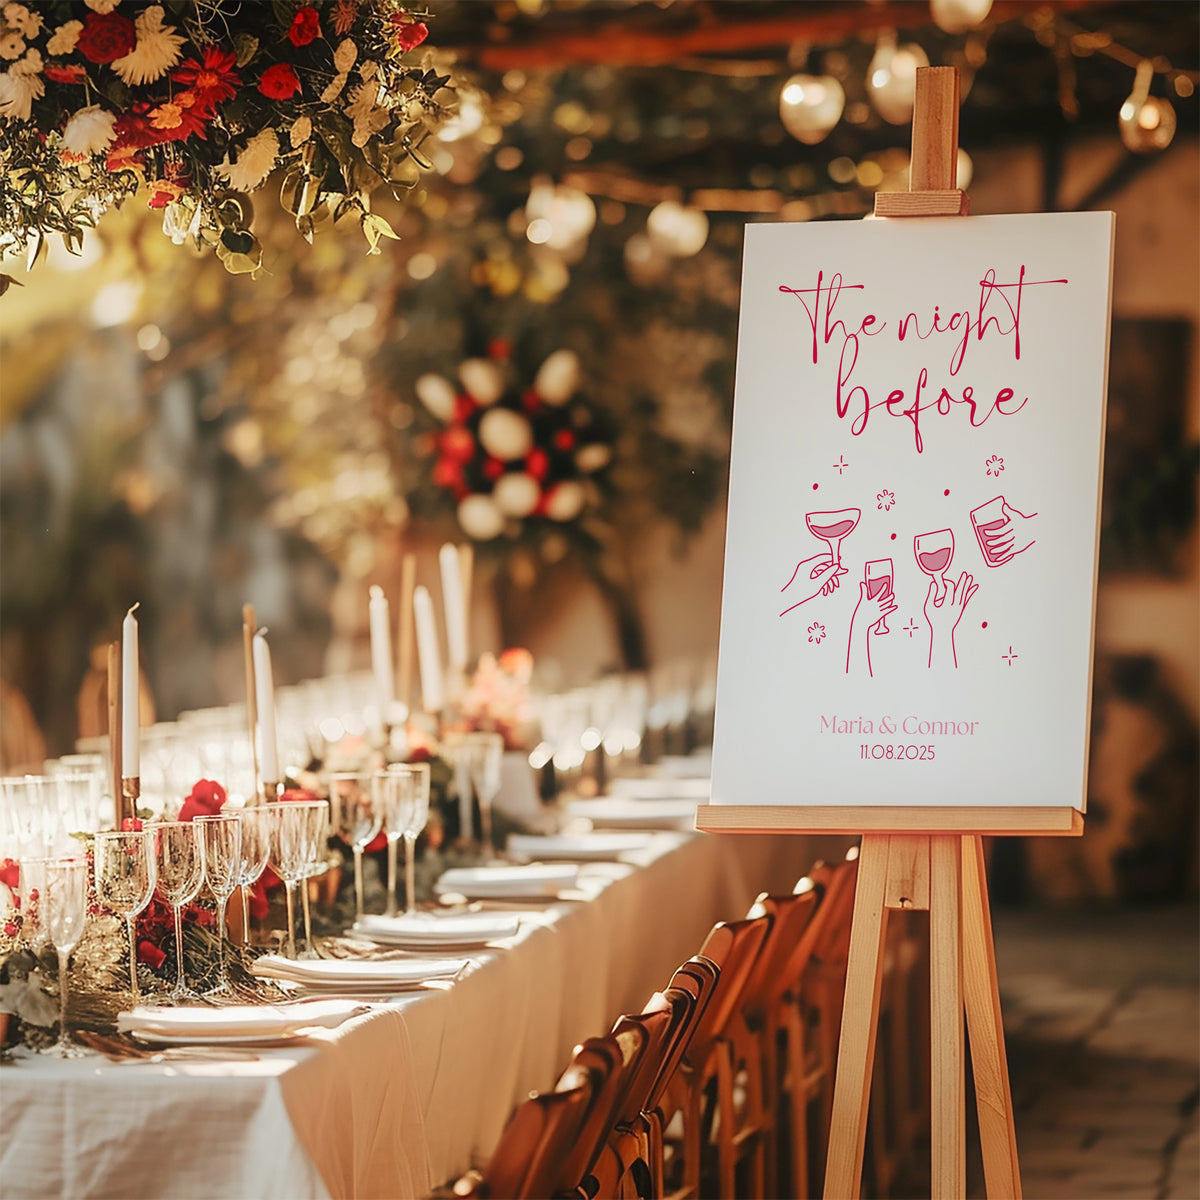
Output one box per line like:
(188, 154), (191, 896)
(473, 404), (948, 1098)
(0, 2), (456, 273)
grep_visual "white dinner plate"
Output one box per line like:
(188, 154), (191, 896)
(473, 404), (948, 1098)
(352, 912), (521, 947)
(117, 999), (367, 1043)
(433, 863), (579, 899)
(505, 832), (655, 862)
(251, 954), (467, 987)
(564, 796), (698, 830)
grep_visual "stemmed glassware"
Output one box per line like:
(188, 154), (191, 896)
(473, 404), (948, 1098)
(805, 507), (861, 573)
(196, 814), (241, 994)
(914, 529), (955, 603)
(93, 830), (157, 999)
(268, 800), (324, 958)
(148, 821), (204, 1000)
(16, 856), (51, 954)
(43, 857), (89, 1056)
(382, 763), (431, 916)
(328, 771), (382, 921)
(465, 733), (504, 861)
(234, 807), (273, 945)
(298, 801), (330, 957)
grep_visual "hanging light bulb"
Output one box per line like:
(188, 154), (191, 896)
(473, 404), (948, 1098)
(956, 148), (974, 190)
(930, 0), (993, 35)
(779, 73), (846, 145)
(1119, 60), (1177, 153)
(867, 36), (930, 126)
(646, 200), (709, 257)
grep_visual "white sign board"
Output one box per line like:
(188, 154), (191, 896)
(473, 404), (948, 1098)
(711, 212), (1114, 812)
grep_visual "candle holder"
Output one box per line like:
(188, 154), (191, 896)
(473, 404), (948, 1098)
(120, 776), (140, 829)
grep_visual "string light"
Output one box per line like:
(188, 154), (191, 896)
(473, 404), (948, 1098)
(867, 35), (930, 126)
(1119, 59), (1177, 153)
(779, 73), (846, 144)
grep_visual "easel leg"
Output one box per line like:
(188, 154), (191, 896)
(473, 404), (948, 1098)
(929, 836), (965, 1200)
(962, 836), (1022, 1199)
(823, 836), (890, 1200)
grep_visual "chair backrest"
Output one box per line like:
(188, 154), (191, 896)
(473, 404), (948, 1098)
(806, 847), (860, 968)
(555, 1032), (643, 1188)
(741, 886), (821, 1021)
(610, 993), (684, 1125)
(683, 916), (771, 1068)
(482, 1068), (594, 1199)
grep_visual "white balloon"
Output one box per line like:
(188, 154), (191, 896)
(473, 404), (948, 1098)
(457, 494), (505, 540)
(534, 349), (580, 405)
(478, 408), (534, 461)
(414, 373), (456, 422)
(459, 358), (505, 406)
(544, 480), (585, 522)
(492, 472), (541, 518)
(575, 443), (612, 473)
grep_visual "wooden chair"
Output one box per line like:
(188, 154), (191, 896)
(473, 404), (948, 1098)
(660, 917), (772, 1199)
(739, 883), (821, 1199)
(451, 1064), (596, 1199)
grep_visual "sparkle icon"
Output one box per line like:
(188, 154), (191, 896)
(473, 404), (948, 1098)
(1002, 645), (1019, 666)
(833, 455), (848, 474)
(903, 619), (920, 638)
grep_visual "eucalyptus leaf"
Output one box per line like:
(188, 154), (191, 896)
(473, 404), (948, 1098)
(233, 33), (259, 68)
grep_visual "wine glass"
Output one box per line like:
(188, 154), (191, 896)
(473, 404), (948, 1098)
(864, 558), (895, 635)
(196, 814), (241, 994)
(328, 771), (382, 921)
(16, 856), (51, 953)
(268, 800), (323, 958)
(234, 807), (273, 945)
(914, 529), (955, 603)
(148, 821), (204, 999)
(43, 857), (89, 1057)
(298, 800), (331, 957)
(384, 763), (431, 916)
(465, 733), (504, 861)
(93, 830), (157, 999)
(805, 507), (861, 574)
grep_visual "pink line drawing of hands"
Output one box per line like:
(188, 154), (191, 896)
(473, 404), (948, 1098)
(780, 553), (848, 617)
(844, 581), (898, 677)
(972, 496), (1038, 567)
(923, 571), (979, 669)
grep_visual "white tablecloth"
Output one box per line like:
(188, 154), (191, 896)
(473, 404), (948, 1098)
(0, 828), (852, 1199)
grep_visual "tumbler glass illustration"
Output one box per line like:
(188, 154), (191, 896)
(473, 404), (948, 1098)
(971, 496), (1009, 567)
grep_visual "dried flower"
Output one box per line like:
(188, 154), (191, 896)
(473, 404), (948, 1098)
(45, 20), (82, 55)
(0, 52), (42, 120)
(287, 6), (321, 48)
(0, 32), (23, 60)
(84, 0), (122, 11)
(215, 127), (279, 192)
(3, 3), (40, 38)
(111, 5), (184, 85)
(76, 10), (136, 63)
(62, 104), (118, 154)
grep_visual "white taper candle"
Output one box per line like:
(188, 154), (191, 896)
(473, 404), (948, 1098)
(413, 585), (445, 713)
(252, 630), (279, 784)
(368, 585), (396, 710)
(121, 604), (140, 778)
(439, 543), (468, 671)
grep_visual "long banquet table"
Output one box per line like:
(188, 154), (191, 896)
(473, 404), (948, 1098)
(0, 825), (853, 1199)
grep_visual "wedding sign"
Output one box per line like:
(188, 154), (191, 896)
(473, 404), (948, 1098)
(709, 212), (1114, 811)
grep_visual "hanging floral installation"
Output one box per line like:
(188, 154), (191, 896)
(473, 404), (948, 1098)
(0, 0), (455, 273)
(413, 344), (614, 544)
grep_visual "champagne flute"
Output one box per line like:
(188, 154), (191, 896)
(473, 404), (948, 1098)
(465, 733), (504, 861)
(328, 771), (382, 921)
(93, 830), (157, 999)
(267, 801), (323, 959)
(196, 814), (241, 995)
(17, 856), (51, 954)
(148, 821), (204, 999)
(299, 799), (330, 957)
(43, 857), (89, 1057)
(234, 807), (273, 945)
(390, 763), (430, 916)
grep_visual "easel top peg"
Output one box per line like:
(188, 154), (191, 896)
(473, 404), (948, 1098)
(874, 65), (970, 218)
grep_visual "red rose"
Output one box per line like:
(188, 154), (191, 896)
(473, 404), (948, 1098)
(526, 448), (549, 481)
(76, 11), (137, 64)
(441, 426), (475, 464)
(521, 389), (541, 414)
(137, 940), (166, 969)
(287, 6), (322, 47)
(453, 394), (477, 423)
(258, 62), (301, 100)
(483, 457), (505, 480)
(432, 457), (463, 490)
(280, 788), (320, 803)
(0, 859), (18, 892)
(553, 429), (575, 451)
(179, 779), (227, 822)
(3, 920), (19, 938)
(364, 831), (387, 853)
(391, 17), (428, 52)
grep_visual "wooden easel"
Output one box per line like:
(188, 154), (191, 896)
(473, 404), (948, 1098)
(827, 68), (1055, 1200)
(697, 66), (1088, 1200)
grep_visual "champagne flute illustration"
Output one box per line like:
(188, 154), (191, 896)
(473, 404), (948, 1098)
(914, 529), (955, 603)
(805, 508), (860, 576)
(864, 558), (894, 634)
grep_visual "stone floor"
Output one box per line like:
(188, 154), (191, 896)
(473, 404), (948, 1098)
(990, 903), (1199, 1200)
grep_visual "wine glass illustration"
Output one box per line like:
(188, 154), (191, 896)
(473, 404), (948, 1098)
(44, 857), (89, 1057)
(148, 820), (204, 999)
(864, 559), (894, 634)
(805, 508), (861, 576)
(196, 813), (241, 994)
(93, 830), (157, 999)
(914, 529), (955, 603)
